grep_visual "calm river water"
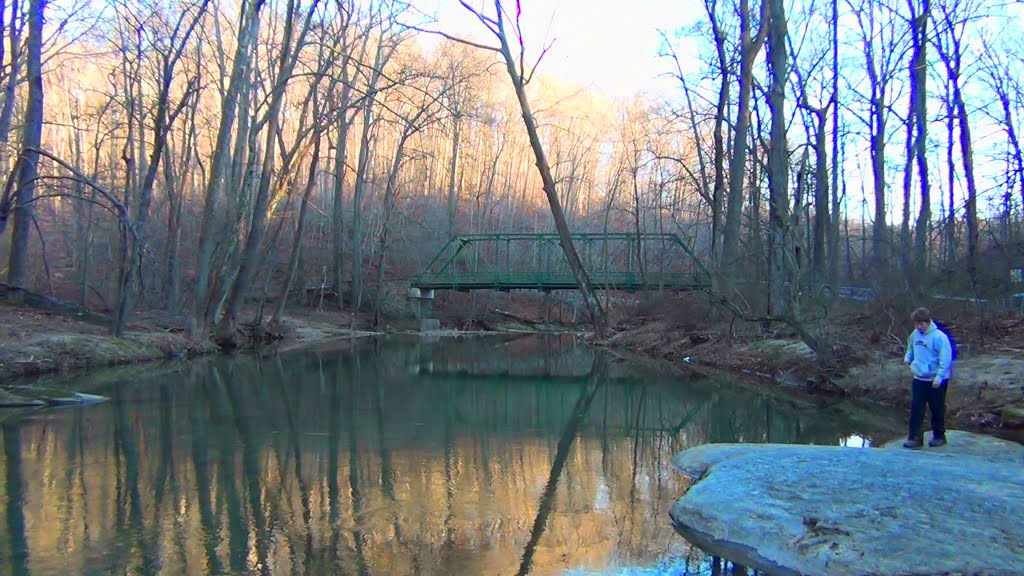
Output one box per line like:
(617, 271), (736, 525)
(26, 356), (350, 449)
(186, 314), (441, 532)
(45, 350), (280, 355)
(0, 334), (900, 575)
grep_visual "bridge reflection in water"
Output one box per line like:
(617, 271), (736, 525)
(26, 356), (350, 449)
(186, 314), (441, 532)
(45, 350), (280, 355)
(0, 335), (899, 576)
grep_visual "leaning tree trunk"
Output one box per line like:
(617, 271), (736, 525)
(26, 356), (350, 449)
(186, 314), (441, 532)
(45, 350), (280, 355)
(493, 5), (606, 335)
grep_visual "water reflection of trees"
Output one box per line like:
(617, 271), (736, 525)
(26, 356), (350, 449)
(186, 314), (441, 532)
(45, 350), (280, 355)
(0, 337), (895, 575)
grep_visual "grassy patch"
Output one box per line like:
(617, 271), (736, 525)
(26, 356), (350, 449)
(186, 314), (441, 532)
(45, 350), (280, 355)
(0, 331), (216, 381)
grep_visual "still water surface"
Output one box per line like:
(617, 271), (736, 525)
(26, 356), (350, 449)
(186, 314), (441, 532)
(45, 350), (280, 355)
(1, 335), (899, 575)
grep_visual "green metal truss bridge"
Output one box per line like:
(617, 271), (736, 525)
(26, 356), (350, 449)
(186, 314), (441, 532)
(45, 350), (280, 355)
(410, 233), (711, 293)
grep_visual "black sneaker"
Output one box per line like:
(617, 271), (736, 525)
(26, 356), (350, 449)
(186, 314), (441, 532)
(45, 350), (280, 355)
(928, 435), (947, 447)
(903, 437), (923, 449)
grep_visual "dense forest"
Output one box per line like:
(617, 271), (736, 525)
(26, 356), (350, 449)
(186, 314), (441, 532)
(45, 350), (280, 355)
(0, 0), (1021, 349)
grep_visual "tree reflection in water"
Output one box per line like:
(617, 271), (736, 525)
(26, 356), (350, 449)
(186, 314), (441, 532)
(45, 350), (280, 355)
(0, 334), (899, 575)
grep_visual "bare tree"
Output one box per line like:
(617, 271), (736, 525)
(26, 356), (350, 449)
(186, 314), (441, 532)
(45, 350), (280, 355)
(328, 0), (369, 310)
(193, 0), (266, 334)
(0, 0), (23, 179)
(706, 0), (732, 263)
(350, 4), (405, 313)
(5, 0), (43, 289)
(979, 41), (1024, 229)
(935, 0), (980, 290)
(908, 0), (932, 290)
(215, 0), (321, 344)
(846, 0), (906, 292)
(789, 8), (833, 290)
(721, 0), (768, 281)
(371, 64), (449, 327)
(765, 0), (791, 317)
(442, 0), (608, 335)
(114, 0), (209, 334)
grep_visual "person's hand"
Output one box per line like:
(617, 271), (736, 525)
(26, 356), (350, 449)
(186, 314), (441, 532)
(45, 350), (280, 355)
(932, 380), (942, 389)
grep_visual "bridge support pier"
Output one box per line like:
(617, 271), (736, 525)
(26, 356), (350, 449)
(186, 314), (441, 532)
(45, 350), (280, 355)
(407, 287), (439, 331)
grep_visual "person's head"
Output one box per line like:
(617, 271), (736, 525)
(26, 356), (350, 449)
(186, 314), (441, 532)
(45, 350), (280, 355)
(911, 307), (932, 333)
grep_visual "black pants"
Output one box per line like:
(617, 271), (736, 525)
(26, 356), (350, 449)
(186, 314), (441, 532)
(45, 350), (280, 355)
(909, 378), (948, 439)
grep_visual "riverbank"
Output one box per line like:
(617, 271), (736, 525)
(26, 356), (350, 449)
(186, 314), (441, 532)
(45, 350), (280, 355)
(0, 302), (379, 395)
(605, 306), (1024, 437)
(0, 287), (574, 393)
(5, 291), (1024, 438)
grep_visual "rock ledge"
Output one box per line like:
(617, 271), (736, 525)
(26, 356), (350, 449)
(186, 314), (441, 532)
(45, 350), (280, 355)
(669, 431), (1024, 576)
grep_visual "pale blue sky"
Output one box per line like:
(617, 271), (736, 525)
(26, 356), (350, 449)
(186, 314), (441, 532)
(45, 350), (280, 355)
(410, 0), (702, 100)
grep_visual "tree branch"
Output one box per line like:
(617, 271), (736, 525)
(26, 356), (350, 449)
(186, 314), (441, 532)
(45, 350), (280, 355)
(405, 24), (500, 52)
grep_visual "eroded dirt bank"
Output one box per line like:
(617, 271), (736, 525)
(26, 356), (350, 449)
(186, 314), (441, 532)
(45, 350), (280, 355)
(605, 310), (1024, 437)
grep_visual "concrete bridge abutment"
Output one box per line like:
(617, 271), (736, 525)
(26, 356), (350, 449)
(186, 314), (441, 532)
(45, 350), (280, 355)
(407, 287), (440, 331)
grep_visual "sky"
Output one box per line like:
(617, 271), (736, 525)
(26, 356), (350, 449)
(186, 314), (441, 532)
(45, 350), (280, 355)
(408, 0), (1024, 222)
(409, 0), (702, 100)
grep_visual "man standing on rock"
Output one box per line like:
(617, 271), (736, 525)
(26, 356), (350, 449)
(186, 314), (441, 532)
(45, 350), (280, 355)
(903, 307), (953, 448)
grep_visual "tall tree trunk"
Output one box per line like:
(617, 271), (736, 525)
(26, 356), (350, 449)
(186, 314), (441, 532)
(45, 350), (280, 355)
(193, 0), (265, 334)
(721, 0), (767, 281)
(859, 2), (892, 291)
(330, 19), (365, 311)
(217, 0), (317, 341)
(331, 112), (351, 309)
(766, 0), (791, 319)
(164, 146), (182, 312)
(829, 0), (841, 291)
(350, 105), (373, 313)
(447, 103), (462, 239)
(812, 110), (828, 286)
(0, 0), (21, 183)
(954, 84), (978, 291)
(6, 0), (44, 290)
(351, 31), (395, 314)
(900, 107), (914, 279)
(944, 80), (956, 270)
(708, 2), (730, 263)
(910, 0), (931, 289)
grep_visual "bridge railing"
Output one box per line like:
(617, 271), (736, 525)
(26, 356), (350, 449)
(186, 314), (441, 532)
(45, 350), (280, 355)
(412, 233), (711, 291)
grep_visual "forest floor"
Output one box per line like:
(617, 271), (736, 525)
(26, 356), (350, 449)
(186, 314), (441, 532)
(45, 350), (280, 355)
(2, 288), (1023, 442)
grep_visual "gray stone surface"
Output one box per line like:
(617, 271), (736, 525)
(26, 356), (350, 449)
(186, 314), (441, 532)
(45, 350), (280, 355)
(880, 429), (1024, 461)
(669, 433), (1024, 576)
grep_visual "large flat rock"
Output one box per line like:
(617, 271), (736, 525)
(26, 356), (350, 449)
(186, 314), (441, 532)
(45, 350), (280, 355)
(669, 432), (1024, 576)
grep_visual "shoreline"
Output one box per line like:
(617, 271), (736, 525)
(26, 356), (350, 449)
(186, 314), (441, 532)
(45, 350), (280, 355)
(3, 301), (1022, 443)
